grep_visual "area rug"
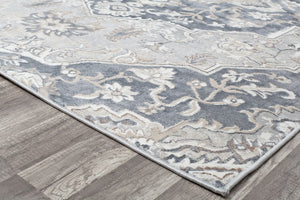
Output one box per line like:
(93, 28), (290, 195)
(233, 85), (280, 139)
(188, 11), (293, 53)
(0, 0), (300, 196)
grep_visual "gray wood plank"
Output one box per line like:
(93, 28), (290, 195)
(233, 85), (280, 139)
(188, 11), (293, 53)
(19, 134), (136, 200)
(68, 155), (180, 200)
(0, 175), (50, 200)
(155, 178), (222, 200)
(0, 106), (99, 171)
(0, 156), (15, 182)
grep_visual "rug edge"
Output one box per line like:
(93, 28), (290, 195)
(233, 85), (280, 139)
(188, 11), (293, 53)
(225, 125), (300, 192)
(1, 71), (299, 197)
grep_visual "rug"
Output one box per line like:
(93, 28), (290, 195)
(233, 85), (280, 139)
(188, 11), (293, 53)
(0, 0), (299, 196)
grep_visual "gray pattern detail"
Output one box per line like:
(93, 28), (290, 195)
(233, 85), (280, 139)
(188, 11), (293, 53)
(85, 0), (300, 35)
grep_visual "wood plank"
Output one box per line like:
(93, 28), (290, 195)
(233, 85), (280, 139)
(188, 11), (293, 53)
(19, 134), (136, 200)
(0, 175), (50, 200)
(0, 77), (57, 125)
(68, 155), (180, 200)
(0, 106), (99, 171)
(155, 178), (222, 200)
(243, 144), (300, 200)
(0, 156), (15, 182)
(0, 96), (59, 135)
(0, 76), (62, 136)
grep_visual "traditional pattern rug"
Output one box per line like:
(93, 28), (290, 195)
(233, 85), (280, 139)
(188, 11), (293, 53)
(0, 0), (300, 196)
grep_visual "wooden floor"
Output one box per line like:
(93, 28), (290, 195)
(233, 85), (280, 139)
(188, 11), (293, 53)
(0, 75), (299, 200)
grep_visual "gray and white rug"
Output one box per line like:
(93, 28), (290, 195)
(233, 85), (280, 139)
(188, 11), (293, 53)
(0, 0), (299, 196)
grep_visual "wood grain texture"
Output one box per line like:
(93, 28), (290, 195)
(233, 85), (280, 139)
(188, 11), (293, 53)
(68, 155), (180, 200)
(0, 75), (299, 200)
(0, 156), (15, 183)
(0, 175), (50, 200)
(18, 135), (135, 190)
(22, 138), (136, 200)
(42, 146), (136, 200)
(155, 178), (222, 200)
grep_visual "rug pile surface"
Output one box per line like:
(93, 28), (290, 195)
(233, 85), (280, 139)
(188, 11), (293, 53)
(0, 0), (299, 195)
